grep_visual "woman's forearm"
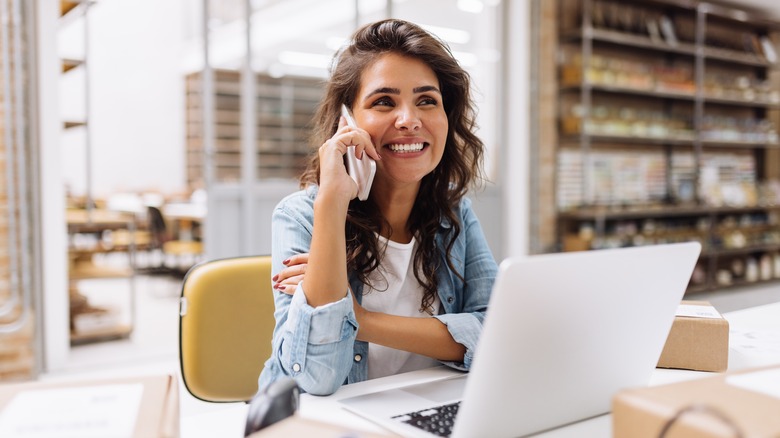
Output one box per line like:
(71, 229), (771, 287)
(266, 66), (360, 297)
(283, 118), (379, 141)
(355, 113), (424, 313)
(303, 192), (351, 307)
(357, 311), (466, 361)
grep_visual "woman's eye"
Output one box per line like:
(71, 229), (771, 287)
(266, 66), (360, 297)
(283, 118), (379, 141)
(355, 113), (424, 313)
(418, 97), (438, 106)
(372, 97), (394, 107)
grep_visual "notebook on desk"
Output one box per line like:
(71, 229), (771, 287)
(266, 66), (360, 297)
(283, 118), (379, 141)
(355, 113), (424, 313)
(339, 242), (702, 438)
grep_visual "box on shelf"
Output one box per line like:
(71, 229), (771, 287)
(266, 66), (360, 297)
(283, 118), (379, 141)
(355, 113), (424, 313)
(657, 300), (729, 372)
(72, 306), (122, 334)
(613, 365), (780, 438)
(0, 374), (179, 437)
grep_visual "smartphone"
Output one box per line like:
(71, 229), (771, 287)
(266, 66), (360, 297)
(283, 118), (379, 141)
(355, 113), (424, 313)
(341, 104), (376, 201)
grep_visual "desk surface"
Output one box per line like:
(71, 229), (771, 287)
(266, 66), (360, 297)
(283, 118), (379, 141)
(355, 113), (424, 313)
(182, 301), (780, 438)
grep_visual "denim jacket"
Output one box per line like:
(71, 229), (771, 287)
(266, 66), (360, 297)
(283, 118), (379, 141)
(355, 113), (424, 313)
(257, 185), (498, 395)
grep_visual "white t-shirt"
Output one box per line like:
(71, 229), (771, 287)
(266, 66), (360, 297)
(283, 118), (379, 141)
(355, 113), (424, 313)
(361, 235), (441, 380)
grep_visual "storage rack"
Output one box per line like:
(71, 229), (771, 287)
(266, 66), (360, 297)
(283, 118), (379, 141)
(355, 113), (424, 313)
(554, 0), (780, 293)
(60, 0), (137, 344)
(184, 69), (323, 186)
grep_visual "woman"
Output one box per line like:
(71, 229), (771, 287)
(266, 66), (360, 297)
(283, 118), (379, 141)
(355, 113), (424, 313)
(257, 19), (497, 396)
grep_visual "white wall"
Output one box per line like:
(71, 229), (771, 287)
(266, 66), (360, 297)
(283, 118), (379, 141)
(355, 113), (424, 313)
(38, 0), (69, 373)
(59, 0), (187, 198)
(502, 0), (530, 258)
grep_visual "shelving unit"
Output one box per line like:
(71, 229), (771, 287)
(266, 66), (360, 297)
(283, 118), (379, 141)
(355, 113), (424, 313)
(184, 69), (322, 186)
(59, 0), (137, 344)
(554, 0), (780, 293)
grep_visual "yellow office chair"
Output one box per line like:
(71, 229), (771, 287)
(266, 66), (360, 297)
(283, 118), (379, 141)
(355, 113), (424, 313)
(179, 255), (275, 402)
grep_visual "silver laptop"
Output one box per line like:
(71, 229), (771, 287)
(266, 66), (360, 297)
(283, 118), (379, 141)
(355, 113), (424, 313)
(339, 242), (702, 437)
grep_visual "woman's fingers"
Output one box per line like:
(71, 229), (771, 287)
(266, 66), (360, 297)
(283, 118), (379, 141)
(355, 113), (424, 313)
(274, 282), (297, 295)
(273, 253), (309, 294)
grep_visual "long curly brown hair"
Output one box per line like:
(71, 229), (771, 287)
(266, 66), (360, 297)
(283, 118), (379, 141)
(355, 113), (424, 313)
(300, 19), (485, 314)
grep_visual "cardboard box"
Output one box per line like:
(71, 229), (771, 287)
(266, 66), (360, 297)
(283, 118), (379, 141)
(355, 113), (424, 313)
(613, 365), (780, 437)
(657, 300), (729, 372)
(0, 374), (179, 437)
(73, 306), (122, 334)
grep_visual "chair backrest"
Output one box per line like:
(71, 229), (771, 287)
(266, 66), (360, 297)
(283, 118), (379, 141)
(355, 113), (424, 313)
(179, 255), (275, 402)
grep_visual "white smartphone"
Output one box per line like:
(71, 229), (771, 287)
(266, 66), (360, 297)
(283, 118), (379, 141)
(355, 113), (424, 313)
(341, 104), (376, 201)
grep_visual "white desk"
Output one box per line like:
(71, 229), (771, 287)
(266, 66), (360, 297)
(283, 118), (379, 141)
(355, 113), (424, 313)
(182, 301), (780, 437)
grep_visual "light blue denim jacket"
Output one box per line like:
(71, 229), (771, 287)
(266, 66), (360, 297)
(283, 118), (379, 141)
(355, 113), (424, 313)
(257, 185), (498, 395)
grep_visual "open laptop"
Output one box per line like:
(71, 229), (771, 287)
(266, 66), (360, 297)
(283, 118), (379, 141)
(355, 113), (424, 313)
(338, 241), (702, 437)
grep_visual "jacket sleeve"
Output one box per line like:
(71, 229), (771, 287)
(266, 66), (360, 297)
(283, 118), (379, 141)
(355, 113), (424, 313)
(433, 197), (498, 370)
(258, 192), (358, 395)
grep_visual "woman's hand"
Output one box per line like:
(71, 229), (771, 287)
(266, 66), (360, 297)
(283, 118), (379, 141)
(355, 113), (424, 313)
(273, 253), (309, 294)
(318, 116), (380, 202)
(273, 252), (367, 321)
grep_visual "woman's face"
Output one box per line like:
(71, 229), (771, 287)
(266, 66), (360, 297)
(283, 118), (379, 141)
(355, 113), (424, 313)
(352, 52), (448, 190)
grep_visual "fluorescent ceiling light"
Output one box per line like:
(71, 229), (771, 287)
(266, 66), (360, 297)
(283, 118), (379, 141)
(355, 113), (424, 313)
(278, 51), (332, 69)
(457, 0), (484, 13)
(452, 51), (477, 67)
(327, 36), (348, 51)
(420, 24), (470, 45)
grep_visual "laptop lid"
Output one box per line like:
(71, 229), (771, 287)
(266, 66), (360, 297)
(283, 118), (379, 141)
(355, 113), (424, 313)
(339, 242), (701, 438)
(453, 241), (701, 437)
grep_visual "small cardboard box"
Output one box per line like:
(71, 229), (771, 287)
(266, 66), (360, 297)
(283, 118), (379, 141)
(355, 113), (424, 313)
(613, 365), (780, 437)
(657, 300), (729, 372)
(0, 374), (179, 437)
(73, 306), (122, 334)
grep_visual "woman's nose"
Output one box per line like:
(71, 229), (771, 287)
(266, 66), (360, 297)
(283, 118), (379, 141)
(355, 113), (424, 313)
(394, 106), (421, 130)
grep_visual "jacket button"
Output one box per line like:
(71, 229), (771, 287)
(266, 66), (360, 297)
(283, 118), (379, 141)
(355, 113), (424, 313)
(292, 363), (301, 373)
(354, 354), (362, 362)
(447, 296), (454, 303)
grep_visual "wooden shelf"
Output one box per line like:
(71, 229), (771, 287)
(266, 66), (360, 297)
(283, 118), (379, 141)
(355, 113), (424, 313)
(60, 0), (81, 17)
(61, 58), (84, 73)
(63, 120), (87, 129)
(70, 323), (132, 345)
(69, 262), (133, 280)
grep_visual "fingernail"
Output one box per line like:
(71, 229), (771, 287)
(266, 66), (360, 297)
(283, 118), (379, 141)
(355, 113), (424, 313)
(273, 283), (281, 290)
(272, 274), (279, 282)
(282, 258), (290, 265)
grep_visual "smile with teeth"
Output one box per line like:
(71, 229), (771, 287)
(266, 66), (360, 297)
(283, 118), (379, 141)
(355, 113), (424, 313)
(387, 142), (425, 153)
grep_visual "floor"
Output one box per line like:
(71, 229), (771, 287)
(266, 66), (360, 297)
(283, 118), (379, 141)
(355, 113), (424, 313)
(36, 271), (780, 432)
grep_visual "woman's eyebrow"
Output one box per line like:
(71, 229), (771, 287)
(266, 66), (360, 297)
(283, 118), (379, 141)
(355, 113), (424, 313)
(364, 85), (442, 99)
(365, 87), (400, 98)
(413, 85), (441, 94)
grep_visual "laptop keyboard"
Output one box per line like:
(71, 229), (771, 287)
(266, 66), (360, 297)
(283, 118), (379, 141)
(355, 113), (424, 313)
(391, 401), (461, 437)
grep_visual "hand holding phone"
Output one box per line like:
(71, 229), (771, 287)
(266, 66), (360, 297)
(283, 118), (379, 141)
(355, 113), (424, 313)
(341, 104), (376, 201)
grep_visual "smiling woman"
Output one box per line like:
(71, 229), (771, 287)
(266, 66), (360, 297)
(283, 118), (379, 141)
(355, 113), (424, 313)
(256, 19), (498, 396)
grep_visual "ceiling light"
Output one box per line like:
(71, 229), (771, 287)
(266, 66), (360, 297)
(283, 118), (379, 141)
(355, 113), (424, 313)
(278, 51), (332, 69)
(457, 0), (484, 14)
(452, 51), (477, 67)
(420, 24), (471, 45)
(326, 36), (348, 51)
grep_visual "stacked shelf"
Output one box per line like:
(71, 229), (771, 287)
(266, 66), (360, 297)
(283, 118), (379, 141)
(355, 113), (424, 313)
(59, 0), (137, 344)
(555, 0), (780, 293)
(184, 70), (323, 186)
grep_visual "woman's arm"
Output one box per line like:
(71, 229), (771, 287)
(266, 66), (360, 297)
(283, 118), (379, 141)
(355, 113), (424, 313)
(302, 116), (379, 307)
(356, 308), (466, 361)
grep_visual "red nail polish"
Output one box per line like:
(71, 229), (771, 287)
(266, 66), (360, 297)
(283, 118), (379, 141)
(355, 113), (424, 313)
(272, 274), (279, 282)
(282, 258), (290, 265)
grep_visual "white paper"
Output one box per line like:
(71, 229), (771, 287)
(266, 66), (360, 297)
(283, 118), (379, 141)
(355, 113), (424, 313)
(675, 304), (721, 319)
(726, 368), (780, 400)
(730, 328), (780, 359)
(0, 383), (144, 438)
